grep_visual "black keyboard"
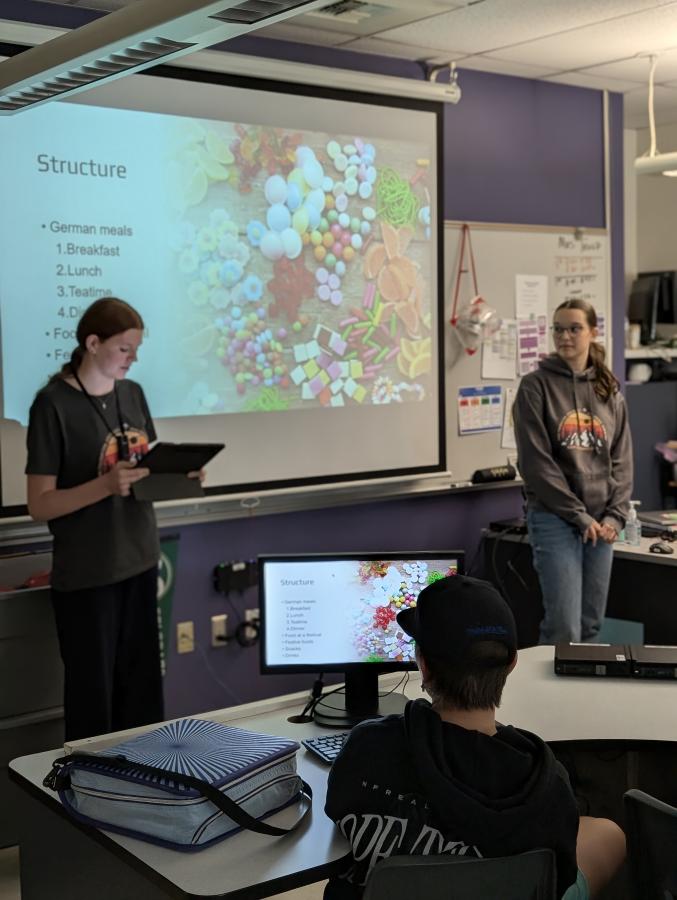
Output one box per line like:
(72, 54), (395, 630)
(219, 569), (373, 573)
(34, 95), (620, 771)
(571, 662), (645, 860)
(302, 732), (350, 764)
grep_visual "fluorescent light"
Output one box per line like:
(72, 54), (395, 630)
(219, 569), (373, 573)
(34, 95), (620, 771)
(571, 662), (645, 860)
(0, 13), (463, 112)
(634, 54), (677, 176)
(0, 0), (327, 114)
(635, 151), (677, 175)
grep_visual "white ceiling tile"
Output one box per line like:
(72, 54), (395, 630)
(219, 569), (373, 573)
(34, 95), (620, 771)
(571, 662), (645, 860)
(623, 83), (677, 128)
(287, 0), (466, 39)
(339, 36), (463, 60)
(583, 49), (677, 83)
(625, 107), (677, 126)
(374, 0), (676, 57)
(453, 55), (560, 79)
(37, 0), (129, 8)
(490, 3), (677, 70)
(544, 72), (644, 92)
(256, 23), (357, 47)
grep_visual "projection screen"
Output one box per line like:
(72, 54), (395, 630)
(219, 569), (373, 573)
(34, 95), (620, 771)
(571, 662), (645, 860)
(0, 63), (444, 510)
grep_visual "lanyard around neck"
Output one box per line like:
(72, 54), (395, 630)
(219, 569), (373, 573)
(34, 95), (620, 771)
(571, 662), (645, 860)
(70, 365), (130, 461)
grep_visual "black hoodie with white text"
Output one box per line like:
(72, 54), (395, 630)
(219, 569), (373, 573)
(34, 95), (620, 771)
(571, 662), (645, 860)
(513, 354), (633, 533)
(324, 700), (579, 900)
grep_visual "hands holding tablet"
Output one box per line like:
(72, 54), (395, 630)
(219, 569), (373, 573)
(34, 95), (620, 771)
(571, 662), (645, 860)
(131, 442), (224, 501)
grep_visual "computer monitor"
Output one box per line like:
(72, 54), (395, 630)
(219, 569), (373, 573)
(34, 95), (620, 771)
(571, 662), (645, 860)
(259, 551), (464, 727)
(641, 270), (677, 340)
(628, 275), (661, 345)
(629, 271), (677, 344)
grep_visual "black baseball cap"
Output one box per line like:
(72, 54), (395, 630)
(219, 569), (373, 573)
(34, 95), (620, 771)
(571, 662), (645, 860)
(396, 574), (517, 664)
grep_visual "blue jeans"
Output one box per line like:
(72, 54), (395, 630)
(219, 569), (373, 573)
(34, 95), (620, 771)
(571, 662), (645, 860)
(527, 509), (614, 644)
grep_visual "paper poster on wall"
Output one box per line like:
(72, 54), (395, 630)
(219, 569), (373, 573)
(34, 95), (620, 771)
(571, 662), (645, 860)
(552, 234), (607, 318)
(501, 387), (517, 450)
(515, 274), (548, 320)
(481, 318), (517, 379)
(596, 314), (607, 346)
(517, 318), (547, 375)
(457, 385), (503, 435)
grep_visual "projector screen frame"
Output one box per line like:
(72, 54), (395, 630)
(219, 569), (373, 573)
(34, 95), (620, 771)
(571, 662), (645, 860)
(0, 42), (446, 516)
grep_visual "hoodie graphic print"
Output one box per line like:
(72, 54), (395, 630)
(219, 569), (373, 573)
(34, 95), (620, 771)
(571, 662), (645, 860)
(513, 354), (633, 533)
(324, 700), (580, 900)
(558, 408), (606, 451)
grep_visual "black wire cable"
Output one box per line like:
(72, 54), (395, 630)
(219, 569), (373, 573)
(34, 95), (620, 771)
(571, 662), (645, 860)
(378, 671), (410, 698)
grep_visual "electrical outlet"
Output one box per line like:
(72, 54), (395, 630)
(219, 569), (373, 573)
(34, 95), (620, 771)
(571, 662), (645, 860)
(211, 613), (228, 648)
(177, 621), (194, 654)
(244, 608), (260, 641)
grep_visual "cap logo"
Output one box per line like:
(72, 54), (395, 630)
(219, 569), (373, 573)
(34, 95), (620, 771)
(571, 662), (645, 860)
(466, 625), (508, 637)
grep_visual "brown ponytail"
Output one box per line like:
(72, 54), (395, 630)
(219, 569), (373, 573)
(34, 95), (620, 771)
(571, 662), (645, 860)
(555, 299), (619, 401)
(48, 297), (144, 383)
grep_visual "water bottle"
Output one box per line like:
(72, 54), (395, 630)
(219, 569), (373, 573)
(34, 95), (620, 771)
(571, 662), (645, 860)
(625, 500), (642, 546)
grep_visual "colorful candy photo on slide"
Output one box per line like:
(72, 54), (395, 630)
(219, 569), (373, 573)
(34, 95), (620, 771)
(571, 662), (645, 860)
(352, 560), (457, 663)
(166, 118), (436, 414)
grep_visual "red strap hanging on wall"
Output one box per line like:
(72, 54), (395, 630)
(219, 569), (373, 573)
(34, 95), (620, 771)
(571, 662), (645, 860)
(449, 223), (479, 326)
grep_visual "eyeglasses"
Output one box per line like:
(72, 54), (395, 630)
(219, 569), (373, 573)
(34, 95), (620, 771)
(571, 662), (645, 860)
(551, 324), (586, 337)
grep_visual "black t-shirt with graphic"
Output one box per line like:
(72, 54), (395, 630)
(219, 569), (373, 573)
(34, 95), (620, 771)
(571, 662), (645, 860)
(26, 378), (159, 592)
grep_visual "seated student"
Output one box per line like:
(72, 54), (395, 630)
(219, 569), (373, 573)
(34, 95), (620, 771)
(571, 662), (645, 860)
(324, 575), (625, 900)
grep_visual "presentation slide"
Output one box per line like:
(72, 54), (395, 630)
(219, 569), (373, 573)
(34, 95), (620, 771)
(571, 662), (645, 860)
(0, 71), (441, 506)
(263, 557), (459, 667)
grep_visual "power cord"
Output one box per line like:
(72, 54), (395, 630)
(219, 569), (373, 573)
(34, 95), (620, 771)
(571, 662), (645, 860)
(213, 616), (260, 648)
(288, 671), (412, 725)
(194, 640), (242, 707)
(378, 671), (410, 698)
(288, 674), (325, 724)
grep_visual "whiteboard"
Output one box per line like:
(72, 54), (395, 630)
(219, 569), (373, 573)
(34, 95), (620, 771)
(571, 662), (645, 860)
(443, 222), (611, 482)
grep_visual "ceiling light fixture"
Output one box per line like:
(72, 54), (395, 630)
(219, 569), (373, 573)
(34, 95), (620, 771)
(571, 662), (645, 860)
(0, 0), (327, 115)
(634, 54), (677, 176)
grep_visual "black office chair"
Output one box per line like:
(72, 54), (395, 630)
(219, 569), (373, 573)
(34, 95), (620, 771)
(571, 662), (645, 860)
(624, 789), (677, 899)
(362, 850), (557, 900)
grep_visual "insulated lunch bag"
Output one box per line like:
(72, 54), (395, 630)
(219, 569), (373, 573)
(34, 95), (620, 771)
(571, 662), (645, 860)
(43, 717), (312, 850)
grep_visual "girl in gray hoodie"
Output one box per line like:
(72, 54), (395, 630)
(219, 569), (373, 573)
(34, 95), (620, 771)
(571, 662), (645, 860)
(513, 299), (633, 643)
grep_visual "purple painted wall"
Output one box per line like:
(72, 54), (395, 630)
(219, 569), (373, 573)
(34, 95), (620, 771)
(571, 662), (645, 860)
(1, 1), (625, 714)
(442, 74), (605, 227)
(608, 92), (626, 380)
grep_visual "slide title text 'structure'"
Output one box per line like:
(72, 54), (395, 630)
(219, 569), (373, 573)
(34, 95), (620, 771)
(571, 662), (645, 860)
(36, 155), (127, 179)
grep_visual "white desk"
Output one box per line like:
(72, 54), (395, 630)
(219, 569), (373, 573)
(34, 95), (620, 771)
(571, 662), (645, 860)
(489, 531), (677, 568)
(500, 646), (677, 742)
(609, 536), (676, 566)
(10, 648), (677, 900)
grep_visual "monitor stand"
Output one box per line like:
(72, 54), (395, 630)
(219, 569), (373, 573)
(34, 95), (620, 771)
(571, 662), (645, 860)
(313, 668), (409, 729)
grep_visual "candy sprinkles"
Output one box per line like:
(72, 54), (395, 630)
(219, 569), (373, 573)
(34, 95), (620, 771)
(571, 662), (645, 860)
(169, 121), (434, 415)
(354, 560), (458, 662)
(375, 167), (420, 228)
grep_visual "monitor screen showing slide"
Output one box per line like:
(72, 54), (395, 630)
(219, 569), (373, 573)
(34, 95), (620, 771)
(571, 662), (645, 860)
(260, 552), (462, 725)
(0, 62), (443, 509)
(261, 553), (462, 669)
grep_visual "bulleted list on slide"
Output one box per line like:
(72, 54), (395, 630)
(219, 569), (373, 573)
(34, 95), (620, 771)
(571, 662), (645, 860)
(0, 103), (177, 424)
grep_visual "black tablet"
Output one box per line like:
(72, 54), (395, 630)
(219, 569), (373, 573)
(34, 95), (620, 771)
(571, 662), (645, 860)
(141, 442), (225, 475)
